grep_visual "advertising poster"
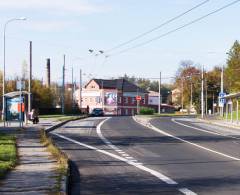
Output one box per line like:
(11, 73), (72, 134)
(6, 97), (24, 121)
(104, 92), (117, 106)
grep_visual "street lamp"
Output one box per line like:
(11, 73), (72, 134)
(2, 17), (27, 123)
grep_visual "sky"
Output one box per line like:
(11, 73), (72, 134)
(0, 0), (239, 84)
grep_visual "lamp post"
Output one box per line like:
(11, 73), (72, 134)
(2, 17), (26, 124)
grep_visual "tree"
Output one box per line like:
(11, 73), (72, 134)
(225, 40), (240, 92)
(174, 60), (201, 111)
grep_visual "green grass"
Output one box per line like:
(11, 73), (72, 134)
(224, 110), (240, 121)
(0, 133), (17, 178)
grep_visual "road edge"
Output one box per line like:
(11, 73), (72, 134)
(44, 115), (88, 195)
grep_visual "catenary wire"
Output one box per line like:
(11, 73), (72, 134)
(105, 0), (210, 53)
(108, 0), (240, 57)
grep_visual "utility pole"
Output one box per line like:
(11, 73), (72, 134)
(61, 55), (65, 114)
(201, 65), (204, 118)
(71, 67), (74, 113)
(220, 65), (224, 117)
(212, 93), (215, 115)
(158, 72), (161, 114)
(181, 78), (184, 111)
(190, 78), (193, 114)
(205, 80), (208, 115)
(28, 41), (32, 114)
(79, 69), (82, 112)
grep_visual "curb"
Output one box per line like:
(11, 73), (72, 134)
(197, 118), (240, 130)
(44, 115), (88, 195)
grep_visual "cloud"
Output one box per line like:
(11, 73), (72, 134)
(0, 0), (109, 14)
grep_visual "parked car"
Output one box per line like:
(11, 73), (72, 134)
(90, 108), (104, 117)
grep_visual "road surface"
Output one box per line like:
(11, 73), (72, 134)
(50, 116), (240, 195)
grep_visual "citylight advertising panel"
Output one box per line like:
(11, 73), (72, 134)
(104, 91), (117, 115)
(6, 97), (24, 121)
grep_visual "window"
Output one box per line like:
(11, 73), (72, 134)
(132, 97), (135, 104)
(118, 97), (122, 103)
(124, 97), (128, 104)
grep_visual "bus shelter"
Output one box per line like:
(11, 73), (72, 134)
(224, 92), (240, 123)
(4, 91), (30, 127)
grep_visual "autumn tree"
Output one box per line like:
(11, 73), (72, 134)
(225, 40), (240, 92)
(174, 60), (201, 111)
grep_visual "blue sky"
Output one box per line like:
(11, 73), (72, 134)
(0, 0), (239, 84)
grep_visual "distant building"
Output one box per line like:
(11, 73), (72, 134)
(171, 88), (181, 105)
(75, 79), (149, 115)
(148, 91), (175, 113)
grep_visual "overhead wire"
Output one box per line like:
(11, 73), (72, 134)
(108, 0), (240, 57)
(105, 0), (210, 53)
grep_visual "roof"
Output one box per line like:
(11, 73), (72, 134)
(4, 91), (30, 98)
(86, 79), (148, 93)
(148, 91), (159, 96)
(224, 92), (240, 99)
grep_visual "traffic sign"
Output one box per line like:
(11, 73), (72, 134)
(218, 92), (226, 106)
(136, 96), (141, 101)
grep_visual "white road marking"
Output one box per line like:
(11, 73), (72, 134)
(51, 132), (177, 185)
(172, 118), (240, 140)
(179, 188), (198, 195)
(132, 116), (240, 162)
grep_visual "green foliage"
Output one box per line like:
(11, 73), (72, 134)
(225, 40), (240, 92)
(139, 107), (155, 115)
(0, 133), (17, 178)
(121, 74), (173, 104)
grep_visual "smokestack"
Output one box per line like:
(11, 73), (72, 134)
(46, 58), (50, 88)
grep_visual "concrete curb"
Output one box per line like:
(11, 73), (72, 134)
(197, 118), (240, 130)
(44, 115), (88, 195)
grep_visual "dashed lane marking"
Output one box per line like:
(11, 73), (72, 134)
(50, 132), (177, 185)
(179, 188), (198, 195)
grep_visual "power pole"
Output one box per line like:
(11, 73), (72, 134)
(190, 78), (193, 114)
(61, 55), (65, 115)
(28, 41), (32, 114)
(79, 69), (82, 112)
(205, 79), (208, 115)
(201, 65), (204, 118)
(71, 67), (74, 113)
(181, 78), (184, 111)
(220, 65), (224, 117)
(158, 72), (161, 114)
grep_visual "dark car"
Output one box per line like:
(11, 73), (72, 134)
(91, 108), (104, 117)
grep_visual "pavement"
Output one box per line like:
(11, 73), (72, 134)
(0, 119), (63, 195)
(48, 116), (240, 195)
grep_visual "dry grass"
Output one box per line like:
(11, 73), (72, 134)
(40, 130), (69, 192)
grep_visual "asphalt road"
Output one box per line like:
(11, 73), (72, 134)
(50, 116), (240, 195)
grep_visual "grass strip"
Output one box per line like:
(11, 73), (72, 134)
(0, 133), (17, 179)
(40, 130), (69, 192)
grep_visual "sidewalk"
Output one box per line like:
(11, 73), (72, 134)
(198, 115), (240, 130)
(0, 123), (60, 194)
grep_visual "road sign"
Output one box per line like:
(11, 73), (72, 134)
(218, 92), (226, 106)
(136, 96), (141, 101)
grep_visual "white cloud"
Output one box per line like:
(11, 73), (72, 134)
(0, 0), (109, 14)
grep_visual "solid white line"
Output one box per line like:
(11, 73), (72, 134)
(172, 118), (240, 140)
(179, 188), (198, 195)
(51, 132), (177, 185)
(132, 117), (240, 162)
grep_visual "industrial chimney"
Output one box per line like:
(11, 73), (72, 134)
(46, 58), (51, 88)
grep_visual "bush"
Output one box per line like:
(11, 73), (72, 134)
(139, 107), (154, 115)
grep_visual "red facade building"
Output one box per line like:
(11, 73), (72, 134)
(75, 79), (149, 115)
